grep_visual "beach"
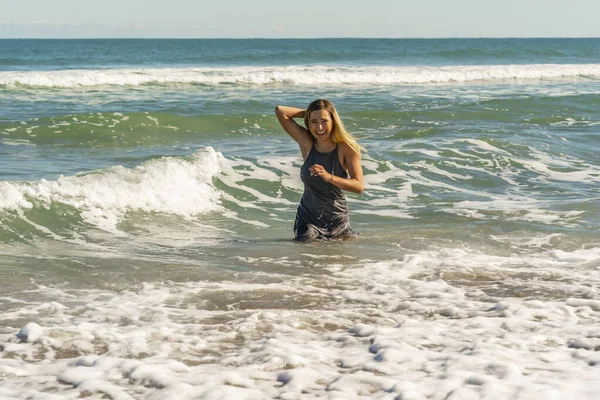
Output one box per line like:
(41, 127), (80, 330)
(1, 38), (599, 399)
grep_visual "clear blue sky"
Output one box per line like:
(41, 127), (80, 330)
(1, 0), (598, 38)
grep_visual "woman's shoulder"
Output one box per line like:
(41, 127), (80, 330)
(338, 141), (360, 159)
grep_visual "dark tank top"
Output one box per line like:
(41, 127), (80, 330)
(294, 144), (354, 241)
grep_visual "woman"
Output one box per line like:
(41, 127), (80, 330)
(275, 99), (364, 241)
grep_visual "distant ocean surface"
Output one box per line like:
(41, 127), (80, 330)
(1, 38), (599, 399)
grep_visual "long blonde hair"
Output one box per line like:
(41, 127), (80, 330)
(304, 99), (364, 157)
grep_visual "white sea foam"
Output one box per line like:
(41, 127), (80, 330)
(0, 148), (224, 233)
(2, 64), (600, 88)
(1, 246), (599, 398)
(491, 233), (564, 248)
(448, 198), (585, 224)
(520, 159), (600, 183)
(15, 322), (43, 343)
(0, 138), (36, 146)
(551, 118), (600, 127)
(217, 157), (294, 205)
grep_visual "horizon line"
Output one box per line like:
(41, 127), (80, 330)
(1, 36), (600, 40)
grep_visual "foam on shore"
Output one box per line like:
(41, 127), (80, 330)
(1, 245), (599, 398)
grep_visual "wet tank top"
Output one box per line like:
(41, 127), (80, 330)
(294, 144), (353, 240)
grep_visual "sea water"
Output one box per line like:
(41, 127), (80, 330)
(0, 38), (599, 399)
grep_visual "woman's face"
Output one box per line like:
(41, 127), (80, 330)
(309, 109), (333, 142)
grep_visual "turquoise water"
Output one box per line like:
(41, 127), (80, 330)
(1, 39), (599, 399)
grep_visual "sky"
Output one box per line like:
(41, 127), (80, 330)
(0, 0), (599, 39)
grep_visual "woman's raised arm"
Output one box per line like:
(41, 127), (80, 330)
(275, 105), (313, 158)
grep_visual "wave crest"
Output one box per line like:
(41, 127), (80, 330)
(0, 148), (223, 233)
(2, 64), (600, 87)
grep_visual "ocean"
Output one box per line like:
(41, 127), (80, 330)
(0, 38), (599, 399)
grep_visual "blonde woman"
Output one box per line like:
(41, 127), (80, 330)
(275, 99), (364, 241)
